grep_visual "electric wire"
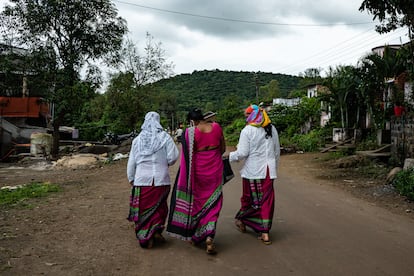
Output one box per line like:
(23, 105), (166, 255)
(309, 31), (406, 67)
(275, 28), (379, 73)
(111, 0), (409, 76)
(112, 0), (374, 27)
(278, 28), (408, 75)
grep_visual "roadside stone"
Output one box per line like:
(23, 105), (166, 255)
(403, 158), (414, 170)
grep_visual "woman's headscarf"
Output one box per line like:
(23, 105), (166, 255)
(245, 104), (271, 127)
(137, 111), (169, 155)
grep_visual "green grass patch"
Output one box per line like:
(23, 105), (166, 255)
(0, 182), (61, 208)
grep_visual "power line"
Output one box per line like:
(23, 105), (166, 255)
(276, 28), (378, 73)
(317, 30), (407, 65)
(112, 0), (374, 27)
(111, 0), (406, 76)
(310, 30), (405, 67)
(277, 28), (408, 75)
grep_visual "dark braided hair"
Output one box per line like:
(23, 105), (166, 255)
(264, 124), (273, 139)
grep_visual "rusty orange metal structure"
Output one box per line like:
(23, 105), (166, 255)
(0, 97), (50, 118)
(1, 97), (51, 161)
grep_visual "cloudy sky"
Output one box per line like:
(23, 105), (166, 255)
(0, 0), (410, 77)
(112, 0), (409, 76)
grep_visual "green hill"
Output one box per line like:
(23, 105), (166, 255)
(153, 69), (303, 111)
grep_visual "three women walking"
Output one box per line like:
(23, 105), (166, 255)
(126, 105), (280, 253)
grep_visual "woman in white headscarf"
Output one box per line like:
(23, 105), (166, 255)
(127, 111), (179, 248)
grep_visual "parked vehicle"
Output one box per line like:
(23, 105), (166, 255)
(102, 130), (137, 145)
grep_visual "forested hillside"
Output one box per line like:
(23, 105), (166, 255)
(152, 69), (303, 111)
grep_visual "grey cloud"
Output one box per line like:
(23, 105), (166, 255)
(116, 0), (375, 40)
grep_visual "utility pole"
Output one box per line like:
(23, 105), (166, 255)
(410, 27), (414, 79)
(254, 73), (259, 103)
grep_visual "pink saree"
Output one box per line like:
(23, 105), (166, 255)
(167, 123), (224, 244)
(127, 185), (170, 247)
(235, 168), (275, 233)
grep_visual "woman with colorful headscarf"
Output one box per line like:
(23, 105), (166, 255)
(167, 108), (226, 254)
(228, 104), (280, 245)
(127, 111), (179, 248)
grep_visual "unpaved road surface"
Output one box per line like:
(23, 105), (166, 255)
(1, 150), (414, 276)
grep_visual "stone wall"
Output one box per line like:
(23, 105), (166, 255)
(391, 115), (414, 164)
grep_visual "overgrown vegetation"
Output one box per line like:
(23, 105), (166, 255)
(393, 168), (414, 201)
(1, 0), (413, 162)
(0, 182), (61, 208)
(1, 0), (128, 156)
(289, 129), (327, 152)
(355, 132), (378, 151)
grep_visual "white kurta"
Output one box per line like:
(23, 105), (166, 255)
(127, 134), (179, 186)
(229, 124), (280, 179)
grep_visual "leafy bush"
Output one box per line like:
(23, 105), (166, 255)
(289, 129), (326, 152)
(356, 131), (378, 151)
(278, 135), (293, 150)
(393, 168), (414, 201)
(268, 97), (321, 136)
(75, 121), (108, 141)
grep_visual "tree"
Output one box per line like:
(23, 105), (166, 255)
(1, 0), (127, 156)
(118, 34), (174, 87)
(357, 46), (407, 128)
(259, 79), (281, 103)
(357, 58), (384, 129)
(96, 34), (176, 133)
(359, 0), (414, 33)
(363, 47), (406, 80)
(217, 93), (243, 126)
(299, 68), (323, 79)
(102, 72), (143, 134)
(324, 65), (360, 130)
(299, 68), (323, 88)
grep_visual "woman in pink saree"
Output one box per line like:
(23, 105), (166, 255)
(167, 108), (226, 254)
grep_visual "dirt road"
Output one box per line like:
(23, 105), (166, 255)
(1, 151), (414, 275)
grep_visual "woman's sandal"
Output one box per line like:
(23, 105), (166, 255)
(235, 220), (246, 233)
(146, 238), (154, 249)
(206, 237), (217, 255)
(258, 233), (272, 245)
(261, 238), (272, 245)
(154, 232), (166, 243)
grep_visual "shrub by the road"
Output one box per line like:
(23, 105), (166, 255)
(393, 168), (414, 201)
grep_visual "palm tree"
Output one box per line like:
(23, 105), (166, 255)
(358, 46), (407, 129)
(324, 65), (360, 130)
